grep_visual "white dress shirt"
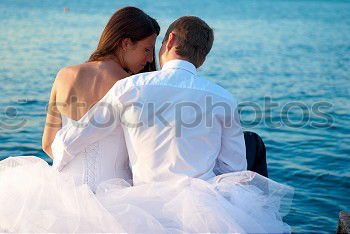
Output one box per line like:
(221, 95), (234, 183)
(53, 59), (246, 185)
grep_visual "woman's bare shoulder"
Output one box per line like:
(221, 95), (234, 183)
(53, 66), (72, 87)
(54, 61), (128, 93)
(54, 63), (96, 90)
(55, 64), (84, 82)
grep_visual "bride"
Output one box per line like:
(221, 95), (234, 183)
(0, 8), (293, 234)
(1, 6), (162, 232)
(42, 6), (159, 191)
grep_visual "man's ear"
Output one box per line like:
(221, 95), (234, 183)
(121, 38), (132, 51)
(166, 32), (176, 51)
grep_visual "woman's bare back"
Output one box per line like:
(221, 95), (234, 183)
(55, 60), (129, 121)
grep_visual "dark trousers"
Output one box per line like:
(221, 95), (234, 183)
(244, 131), (268, 178)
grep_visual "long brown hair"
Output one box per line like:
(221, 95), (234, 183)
(88, 7), (160, 72)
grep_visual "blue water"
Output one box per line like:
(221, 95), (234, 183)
(1, 0), (349, 232)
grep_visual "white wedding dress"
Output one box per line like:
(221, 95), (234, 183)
(52, 115), (132, 192)
(0, 116), (293, 233)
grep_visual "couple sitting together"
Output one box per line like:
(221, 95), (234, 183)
(0, 7), (293, 233)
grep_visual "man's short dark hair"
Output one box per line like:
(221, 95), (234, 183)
(163, 16), (214, 68)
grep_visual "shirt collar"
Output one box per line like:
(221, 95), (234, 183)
(161, 59), (197, 75)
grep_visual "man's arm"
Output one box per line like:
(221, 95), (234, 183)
(214, 101), (247, 175)
(52, 88), (121, 170)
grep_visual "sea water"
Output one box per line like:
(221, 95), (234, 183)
(1, 0), (349, 232)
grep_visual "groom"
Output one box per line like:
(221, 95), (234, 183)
(53, 16), (247, 184)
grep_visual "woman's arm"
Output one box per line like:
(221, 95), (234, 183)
(42, 75), (62, 159)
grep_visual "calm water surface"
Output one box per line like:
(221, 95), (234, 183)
(1, 0), (349, 232)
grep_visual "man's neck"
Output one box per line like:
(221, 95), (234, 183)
(162, 55), (190, 69)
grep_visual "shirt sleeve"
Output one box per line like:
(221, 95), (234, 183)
(52, 88), (121, 171)
(214, 100), (247, 175)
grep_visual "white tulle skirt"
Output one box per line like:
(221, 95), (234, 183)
(0, 156), (293, 233)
